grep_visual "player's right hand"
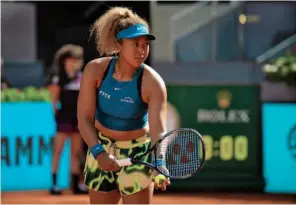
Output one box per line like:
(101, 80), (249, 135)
(96, 152), (121, 172)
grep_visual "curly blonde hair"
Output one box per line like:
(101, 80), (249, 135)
(90, 7), (150, 56)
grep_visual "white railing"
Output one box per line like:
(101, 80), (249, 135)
(171, 1), (243, 42)
(171, 1), (209, 22)
(256, 34), (296, 64)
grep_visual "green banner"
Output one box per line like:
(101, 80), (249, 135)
(166, 85), (264, 190)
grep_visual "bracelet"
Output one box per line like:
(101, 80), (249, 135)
(90, 144), (105, 159)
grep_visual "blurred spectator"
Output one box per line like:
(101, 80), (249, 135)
(46, 44), (87, 195)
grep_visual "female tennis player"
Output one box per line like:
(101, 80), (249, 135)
(78, 7), (170, 204)
(47, 44), (88, 195)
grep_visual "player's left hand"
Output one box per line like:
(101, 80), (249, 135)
(152, 166), (171, 191)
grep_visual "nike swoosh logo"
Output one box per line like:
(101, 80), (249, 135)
(114, 88), (121, 90)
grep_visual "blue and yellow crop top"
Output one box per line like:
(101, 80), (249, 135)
(95, 57), (148, 131)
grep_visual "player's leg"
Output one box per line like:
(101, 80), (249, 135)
(89, 189), (121, 204)
(121, 183), (154, 204)
(50, 131), (67, 195)
(70, 132), (88, 194)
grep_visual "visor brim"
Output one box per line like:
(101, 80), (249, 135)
(122, 33), (156, 40)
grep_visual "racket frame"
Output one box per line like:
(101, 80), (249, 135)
(117, 128), (206, 180)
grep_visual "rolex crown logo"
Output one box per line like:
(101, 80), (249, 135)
(216, 90), (232, 109)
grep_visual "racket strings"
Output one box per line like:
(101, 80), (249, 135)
(162, 130), (203, 178)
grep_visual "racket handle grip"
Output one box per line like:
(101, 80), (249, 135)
(116, 158), (132, 166)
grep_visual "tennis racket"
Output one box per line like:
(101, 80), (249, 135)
(116, 128), (206, 180)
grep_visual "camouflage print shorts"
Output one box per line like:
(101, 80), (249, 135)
(83, 132), (153, 196)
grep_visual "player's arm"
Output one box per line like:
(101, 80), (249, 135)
(146, 69), (167, 155)
(77, 60), (103, 148)
(78, 58), (120, 171)
(146, 68), (170, 190)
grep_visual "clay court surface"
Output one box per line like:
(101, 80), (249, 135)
(1, 190), (296, 204)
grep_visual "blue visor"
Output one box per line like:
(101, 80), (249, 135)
(116, 24), (156, 41)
